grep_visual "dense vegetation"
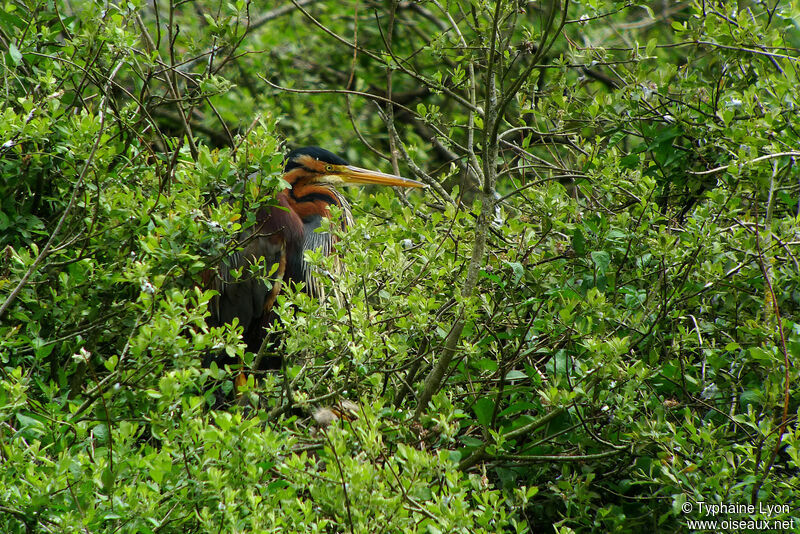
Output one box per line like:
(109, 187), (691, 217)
(1, 0), (799, 531)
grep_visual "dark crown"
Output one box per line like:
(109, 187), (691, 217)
(284, 146), (349, 172)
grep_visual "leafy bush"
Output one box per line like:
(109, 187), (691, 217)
(1, 0), (798, 532)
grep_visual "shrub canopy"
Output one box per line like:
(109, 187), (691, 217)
(1, 0), (799, 532)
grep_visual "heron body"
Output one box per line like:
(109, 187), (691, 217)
(206, 146), (424, 362)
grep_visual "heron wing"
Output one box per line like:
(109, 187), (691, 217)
(300, 214), (334, 299)
(208, 222), (287, 353)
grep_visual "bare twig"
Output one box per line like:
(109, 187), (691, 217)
(248, 0), (317, 31)
(688, 151), (800, 176)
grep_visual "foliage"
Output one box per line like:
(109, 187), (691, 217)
(1, 0), (799, 532)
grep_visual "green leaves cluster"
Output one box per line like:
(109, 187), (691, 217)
(2, 0), (799, 532)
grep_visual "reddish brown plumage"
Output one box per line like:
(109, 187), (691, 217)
(258, 192), (304, 245)
(287, 188), (339, 219)
(205, 146), (424, 373)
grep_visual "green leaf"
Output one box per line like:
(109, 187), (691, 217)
(591, 250), (611, 275)
(461, 436), (484, 448)
(16, 413), (44, 431)
(504, 370), (527, 381)
(101, 467), (115, 492)
(267, 480), (290, 493)
(748, 346), (776, 363)
(0, 10), (26, 30)
(203, 13), (218, 29)
(504, 261), (524, 286)
(607, 129), (627, 148)
(739, 390), (763, 408)
(104, 354), (118, 371)
(8, 43), (22, 65)
(572, 228), (586, 256)
(645, 38), (657, 56)
(498, 401), (537, 418)
(473, 397), (495, 427)
(92, 423), (110, 444)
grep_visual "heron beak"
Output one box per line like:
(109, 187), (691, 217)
(336, 165), (426, 188)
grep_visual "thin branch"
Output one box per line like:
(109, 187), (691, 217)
(258, 75), (417, 115)
(248, 0), (317, 31)
(688, 151), (800, 176)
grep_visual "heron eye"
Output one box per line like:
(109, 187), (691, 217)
(325, 164), (333, 172)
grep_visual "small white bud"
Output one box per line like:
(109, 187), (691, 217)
(641, 83), (656, 100)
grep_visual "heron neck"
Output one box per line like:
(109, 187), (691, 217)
(287, 184), (351, 223)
